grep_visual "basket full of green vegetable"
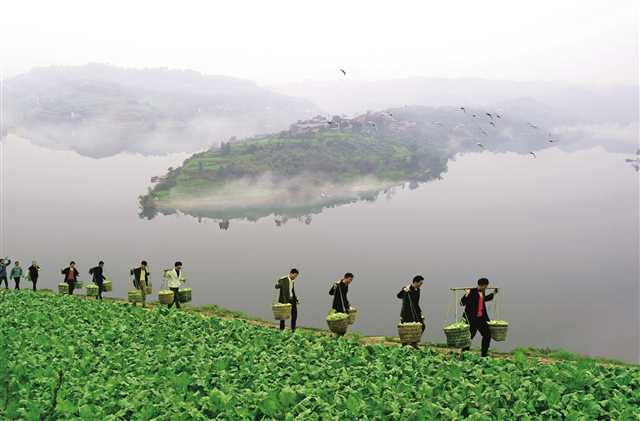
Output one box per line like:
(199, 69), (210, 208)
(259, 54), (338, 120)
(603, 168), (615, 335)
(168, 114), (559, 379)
(128, 290), (142, 303)
(178, 288), (192, 303)
(488, 320), (509, 341)
(103, 278), (112, 292)
(443, 321), (471, 348)
(326, 311), (349, 334)
(158, 290), (174, 305)
(398, 322), (423, 344)
(272, 303), (292, 320)
(86, 284), (99, 297)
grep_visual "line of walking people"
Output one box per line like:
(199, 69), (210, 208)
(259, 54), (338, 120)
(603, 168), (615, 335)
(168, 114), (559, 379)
(2, 257), (500, 356)
(0, 257), (41, 291)
(2, 257), (187, 310)
(274, 268), (500, 356)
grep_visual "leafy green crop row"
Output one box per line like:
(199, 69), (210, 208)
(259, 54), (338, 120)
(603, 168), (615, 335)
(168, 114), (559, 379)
(1, 291), (639, 420)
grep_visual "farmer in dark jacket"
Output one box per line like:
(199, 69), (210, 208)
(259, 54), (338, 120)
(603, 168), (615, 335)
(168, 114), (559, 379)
(397, 275), (426, 331)
(275, 268), (299, 332)
(329, 272), (353, 313)
(89, 261), (106, 300)
(61, 262), (79, 295)
(130, 261), (150, 307)
(27, 261), (40, 291)
(460, 277), (499, 357)
(0, 258), (11, 289)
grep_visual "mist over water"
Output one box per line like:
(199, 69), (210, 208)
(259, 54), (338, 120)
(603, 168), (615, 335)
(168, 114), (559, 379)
(3, 135), (638, 363)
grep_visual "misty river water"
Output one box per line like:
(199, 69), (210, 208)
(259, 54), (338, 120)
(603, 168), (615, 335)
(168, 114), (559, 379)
(2, 135), (638, 362)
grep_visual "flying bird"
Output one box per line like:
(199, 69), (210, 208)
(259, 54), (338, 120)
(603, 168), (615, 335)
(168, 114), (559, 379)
(548, 139), (557, 143)
(489, 121), (496, 127)
(477, 143), (485, 148)
(339, 69), (347, 76)
(529, 152), (537, 158)
(485, 112), (493, 119)
(495, 114), (502, 119)
(472, 114), (477, 118)
(528, 123), (538, 129)
(459, 107), (466, 113)
(480, 129), (488, 136)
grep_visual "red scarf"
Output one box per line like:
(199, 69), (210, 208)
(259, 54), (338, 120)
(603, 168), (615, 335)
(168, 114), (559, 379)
(477, 292), (484, 318)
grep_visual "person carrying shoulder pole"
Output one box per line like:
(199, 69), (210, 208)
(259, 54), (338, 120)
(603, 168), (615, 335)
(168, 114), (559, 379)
(397, 275), (426, 348)
(460, 277), (499, 357)
(275, 268), (300, 332)
(89, 261), (106, 300)
(131, 261), (150, 307)
(10, 261), (23, 290)
(329, 272), (354, 337)
(329, 272), (353, 313)
(165, 261), (185, 309)
(27, 261), (40, 291)
(61, 261), (79, 295)
(0, 257), (12, 289)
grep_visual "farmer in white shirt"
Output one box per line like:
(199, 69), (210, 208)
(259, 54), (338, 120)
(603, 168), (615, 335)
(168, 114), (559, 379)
(164, 261), (186, 309)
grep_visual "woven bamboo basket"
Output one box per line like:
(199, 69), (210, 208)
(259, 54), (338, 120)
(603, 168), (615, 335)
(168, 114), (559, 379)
(75, 280), (83, 289)
(347, 307), (358, 325)
(86, 284), (99, 297)
(326, 313), (350, 334)
(144, 282), (152, 295)
(272, 303), (292, 320)
(488, 321), (509, 342)
(398, 323), (423, 344)
(178, 288), (192, 303)
(443, 323), (471, 348)
(102, 279), (112, 292)
(158, 290), (174, 304)
(58, 283), (69, 294)
(128, 289), (142, 303)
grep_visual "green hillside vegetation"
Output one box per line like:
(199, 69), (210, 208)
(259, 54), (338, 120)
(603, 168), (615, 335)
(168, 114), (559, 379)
(1, 291), (638, 420)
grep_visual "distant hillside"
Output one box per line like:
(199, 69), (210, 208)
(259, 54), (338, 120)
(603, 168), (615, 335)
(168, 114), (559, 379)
(140, 105), (560, 222)
(271, 77), (638, 125)
(4, 64), (320, 157)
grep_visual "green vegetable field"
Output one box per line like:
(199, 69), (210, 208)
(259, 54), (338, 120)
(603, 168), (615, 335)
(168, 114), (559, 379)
(1, 291), (639, 420)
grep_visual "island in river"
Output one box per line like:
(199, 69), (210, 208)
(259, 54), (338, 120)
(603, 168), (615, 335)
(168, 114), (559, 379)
(139, 105), (555, 224)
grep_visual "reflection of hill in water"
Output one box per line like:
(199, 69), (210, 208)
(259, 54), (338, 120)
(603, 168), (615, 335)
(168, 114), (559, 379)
(139, 180), (426, 229)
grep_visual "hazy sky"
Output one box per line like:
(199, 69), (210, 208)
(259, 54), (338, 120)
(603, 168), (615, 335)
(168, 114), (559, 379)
(1, 0), (638, 86)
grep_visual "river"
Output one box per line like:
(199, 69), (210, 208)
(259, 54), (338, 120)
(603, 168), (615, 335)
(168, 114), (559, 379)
(2, 135), (638, 362)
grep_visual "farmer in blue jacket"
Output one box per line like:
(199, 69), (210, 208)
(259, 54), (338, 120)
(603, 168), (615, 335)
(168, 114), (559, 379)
(0, 258), (11, 289)
(10, 261), (24, 289)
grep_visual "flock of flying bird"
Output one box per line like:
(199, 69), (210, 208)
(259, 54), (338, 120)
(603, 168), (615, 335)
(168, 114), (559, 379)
(337, 67), (555, 159)
(337, 68), (638, 169)
(456, 106), (557, 159)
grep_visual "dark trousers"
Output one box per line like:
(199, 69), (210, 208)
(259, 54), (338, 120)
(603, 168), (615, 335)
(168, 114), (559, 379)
(279, 301), (297, 331)
(96, 281), (103, 300)
(168, 287), (181, 309)
(31, 278), (38, 291)
(0, 276), (7, 288)
(13, 278), (20, 289)
(463, 317), (491, 356)
(67, 281), (75, 295)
